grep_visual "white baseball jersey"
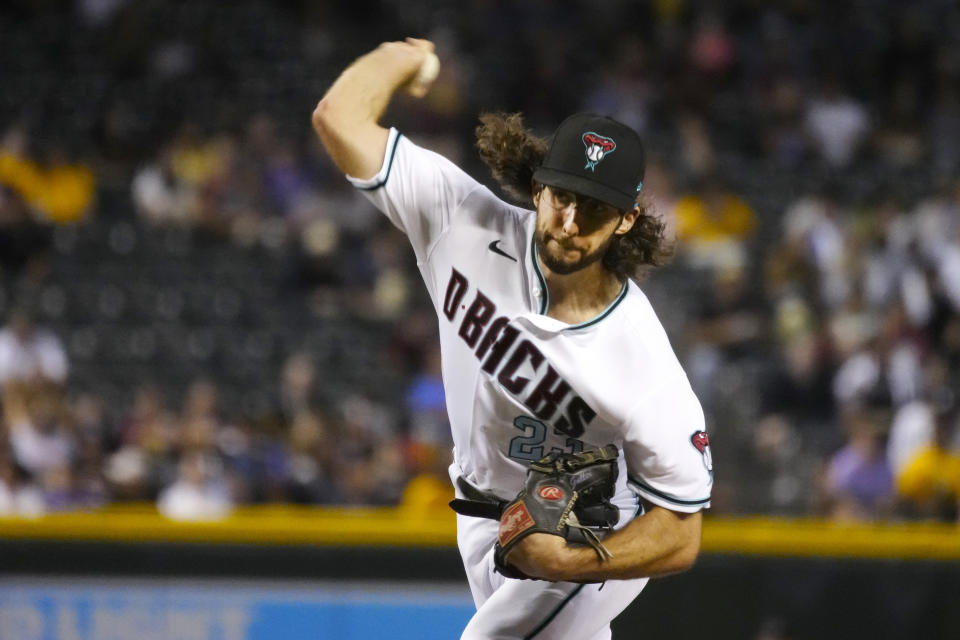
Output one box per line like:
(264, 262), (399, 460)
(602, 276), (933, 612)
(349, 128), (712, 639)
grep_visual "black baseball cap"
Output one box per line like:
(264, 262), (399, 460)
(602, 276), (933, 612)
(533, 113), (646, 211)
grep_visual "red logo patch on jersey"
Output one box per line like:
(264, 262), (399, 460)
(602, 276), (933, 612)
(690, 430), (713, 472)
(537, 485), (565, 501)
(499, 501), (536, 547)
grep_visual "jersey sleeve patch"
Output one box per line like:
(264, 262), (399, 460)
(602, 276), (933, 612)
(690, 430), (713, 472)
(627, 473), (711, 512)
(346, 128), (402, 191)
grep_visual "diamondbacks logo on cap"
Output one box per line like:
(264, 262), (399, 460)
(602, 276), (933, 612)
(690, 430), (713, 472)
(582, 132), (616, 171)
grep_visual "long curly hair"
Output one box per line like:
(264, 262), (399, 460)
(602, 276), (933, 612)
(475, 112), (672, 281)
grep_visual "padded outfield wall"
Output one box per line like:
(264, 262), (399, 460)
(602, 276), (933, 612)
(1, 506), (958, 640)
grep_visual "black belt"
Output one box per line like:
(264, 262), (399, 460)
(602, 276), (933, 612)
(449, 476), (508, 520)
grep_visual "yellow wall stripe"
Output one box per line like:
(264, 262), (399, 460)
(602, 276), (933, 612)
(700, 516), (960, 561)
(1, 507), (958, 561)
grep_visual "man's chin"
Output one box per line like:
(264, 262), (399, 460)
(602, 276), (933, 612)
(536, 233), (607, 275)
(540, 255), (585, 275)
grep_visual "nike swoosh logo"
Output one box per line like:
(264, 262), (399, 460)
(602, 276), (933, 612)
(488, 240), (518, 262)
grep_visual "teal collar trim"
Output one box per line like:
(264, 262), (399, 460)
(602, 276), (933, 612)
(530, 236), (549, 315)
(357, 132), (402, 191)
(563, 280), (627, 331)
(529, 236), (628, 331)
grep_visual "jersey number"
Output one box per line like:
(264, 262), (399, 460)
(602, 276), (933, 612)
(508, 416), (584, 462)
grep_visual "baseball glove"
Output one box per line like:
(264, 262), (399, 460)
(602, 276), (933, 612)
(449, 445), (620, 579)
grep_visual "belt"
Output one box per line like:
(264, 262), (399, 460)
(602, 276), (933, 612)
(449, 476), (507, 520)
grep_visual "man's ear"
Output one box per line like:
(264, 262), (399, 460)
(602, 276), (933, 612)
(532, 182), (542, 207)
(615, 206), (640, 235)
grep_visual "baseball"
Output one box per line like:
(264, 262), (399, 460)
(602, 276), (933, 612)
(414, 51), (440, 86)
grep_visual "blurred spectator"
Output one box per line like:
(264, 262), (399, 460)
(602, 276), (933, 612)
(63, 392), (110, 510)
(895, 392), (960, 521)
(745, 414), (806, 513)
(0, 306), (69, 389)
(4, 386), (74, 479)
(674, 173), (757, 271)
(910, 179), (960, 268)
(157, 450), (233, 521)
(688, 12), (735, 79)
(42, 458), (106, 511)
(334, 394), (406, 505)
(888, 396), (937, 479)
(760, 78), (808, 168)
(277, 352), (318, 421)
(133, 127), (246, 234)
(757, 325), (835, 425)
(214, 416), (260, 503)
(71, 392), (108, 444)
(111, 384), (180, 500)
(856, 194), (914, 310)
(179, 378), (224, 453)
(117, 384), (178, 454)
(0, 451), (46, 517)
(675, 113), (717, 178)
(131, 146), (196, 225)
(779, 182), (851, 308)
(284, 409), (339, 504)
(103, 445), (150, 501)
(0, 129), (95, 224)
(403, 343), (451, 475)
(832, 299), (923, 410)
(803, 76), (871, 168)
(1, 382), (103, 513)
(262, 139), (314, 218)
(830, 327), (883, 408)
(820, 406), (895, 521)
(685, 265), (766, 409)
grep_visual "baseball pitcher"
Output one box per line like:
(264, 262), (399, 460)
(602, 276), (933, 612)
(312, 38), (713, 640)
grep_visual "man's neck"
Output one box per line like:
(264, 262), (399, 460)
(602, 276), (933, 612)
(539, 259), (624, 325)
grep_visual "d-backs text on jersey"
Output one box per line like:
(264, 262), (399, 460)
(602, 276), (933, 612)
(442, 267), (597, 438)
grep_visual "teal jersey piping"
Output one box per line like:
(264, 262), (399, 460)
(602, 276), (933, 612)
(356, 133), (402, 191)
(628, 474), (711, 507)
(529, 237), (628, 328)
(523, 584), (585, 639)
(530, 236), (549, 314)
(563, 281), (627, 331)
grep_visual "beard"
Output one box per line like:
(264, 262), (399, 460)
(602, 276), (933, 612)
(534, 229), (614, 275)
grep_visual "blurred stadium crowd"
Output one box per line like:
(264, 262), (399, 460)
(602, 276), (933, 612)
(1, 0), (959, 522)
